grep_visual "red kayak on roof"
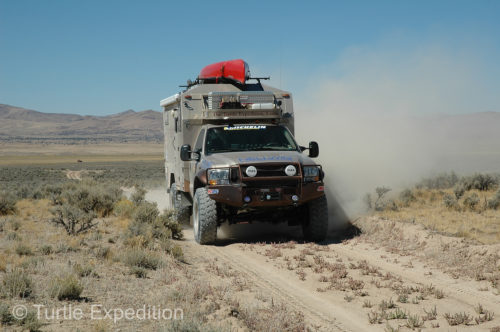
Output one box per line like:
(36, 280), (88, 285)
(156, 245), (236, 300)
(198, 59), (249, 84)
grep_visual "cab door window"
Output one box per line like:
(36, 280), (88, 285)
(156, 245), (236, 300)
(194, 129), (205, 153)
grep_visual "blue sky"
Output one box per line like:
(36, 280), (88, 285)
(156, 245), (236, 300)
(1, 0), (499, 115)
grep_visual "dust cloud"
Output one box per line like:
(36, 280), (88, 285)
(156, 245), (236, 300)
(145, 187), (168, 211)
(294, 42), (500, 226)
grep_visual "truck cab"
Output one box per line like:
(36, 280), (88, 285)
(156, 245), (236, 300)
(161, 60), (328, 244)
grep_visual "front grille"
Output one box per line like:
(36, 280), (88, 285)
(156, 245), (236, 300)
(243, 179), (299, 189)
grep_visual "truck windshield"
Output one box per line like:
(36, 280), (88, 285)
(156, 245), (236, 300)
(205, 125), (298, 154)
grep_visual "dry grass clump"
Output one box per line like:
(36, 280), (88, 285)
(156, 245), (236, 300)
(0, 303), (42, 331)
(49, 273), (84, 300)
(264, 248), (282, 259)
(0, 191), (17, 215)
(379, 298), (396, 310)
(15, 243), (34, 256)
(73, 262), (96, 278)
(422, 306), (437, 321)
(405, 313), (424, 329)
(473, 303), (495, 324)
(444, 312), (472, 326)
(386, 308), (408, 320)
(39, 244), (53, 255)
(122, 248), (162, 270)
(230, 300), (305, 332)
(1, 268), (33, 298)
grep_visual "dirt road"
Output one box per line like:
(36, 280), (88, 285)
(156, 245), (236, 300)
(65, 170), (83, 180)
(181, 220), (500, 331)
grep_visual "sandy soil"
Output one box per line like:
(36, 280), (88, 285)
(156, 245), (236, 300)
(178, 218), (500, 331)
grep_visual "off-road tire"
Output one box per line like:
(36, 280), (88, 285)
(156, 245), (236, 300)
(170, 183), (190, 224)
(193, 188), (217, 245)
(303, 195), (328, 242)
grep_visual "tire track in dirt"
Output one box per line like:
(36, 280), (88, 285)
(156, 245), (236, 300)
(183, 232), (373, 332)
(334, 244), (500, 309)
(65, 170), (82, 180)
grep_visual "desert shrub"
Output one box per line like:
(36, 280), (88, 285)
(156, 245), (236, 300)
(73, 263), (95, 277)
(61, 181), (122, 217)
(384, 199), (399, 212)
(463, 193), (480, 210)
(156, 212), (183, 240)
(487, 190), (500, 210)
(0, 298), (40, 330)
(399, 189), (416, 207)
(51, 203), (97, 235)
(169, 244), (184, 261)
(374, 187), (391, 211)
(416, 172), (459, 189)
(1, 268), (33, 298)
(94, 246), (112, 260)
(0, 254), (6, 272)
(0, 191), (17, 215)
(443, 194), (459, 210)
(18, 257), (45, 270)
(122, 249), (161, 270)
(126, 209), (183, 252)
(16, 185), (31, 199)
(113, 199), (135, 218)
(18, 310), (42, 331)
(39, 245), (53, 255)
(131, 186), (147, 205)
(461, 173), (499, 192)
(127, 219), (153, 240)
(0, 303), (14, 325)
(15, 243), (34, 256)
(50, 274), (83, 300)
(453, 183), (466, 199)
(130, 266), (148, 278)
(363, 193), (372, 210)
(133, 202), (159, 224)
(6, 231), (21, 241)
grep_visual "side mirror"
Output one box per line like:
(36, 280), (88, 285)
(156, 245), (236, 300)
(180, 144), (192, 161)
(180, 144), (201, 161)
(308, 141), (319, 158)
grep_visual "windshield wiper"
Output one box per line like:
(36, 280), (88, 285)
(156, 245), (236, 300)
(210, 148), (243, 153)
(252, 147), (291, 151)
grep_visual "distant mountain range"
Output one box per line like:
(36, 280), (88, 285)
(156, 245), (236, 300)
(0, 104), (163, 142)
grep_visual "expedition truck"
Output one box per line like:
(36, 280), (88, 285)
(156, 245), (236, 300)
(161, 59), (328, 244)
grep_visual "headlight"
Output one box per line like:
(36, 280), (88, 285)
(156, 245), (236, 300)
(208, 168), (230, 185)
(303, 166), (321, 182)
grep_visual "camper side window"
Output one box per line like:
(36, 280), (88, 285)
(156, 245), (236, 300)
(194, 129), (205, 153)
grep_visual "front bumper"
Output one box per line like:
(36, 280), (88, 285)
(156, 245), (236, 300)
(207, 181), (325, 207)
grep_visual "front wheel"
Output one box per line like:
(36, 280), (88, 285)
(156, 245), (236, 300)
(302, 195), (328, 242)
(193, 188), (217, 245)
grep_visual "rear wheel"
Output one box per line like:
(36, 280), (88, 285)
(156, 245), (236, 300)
(193, 188), (217, 245)
(302, 195), (328, 242)
(169, 183), (190, 224)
